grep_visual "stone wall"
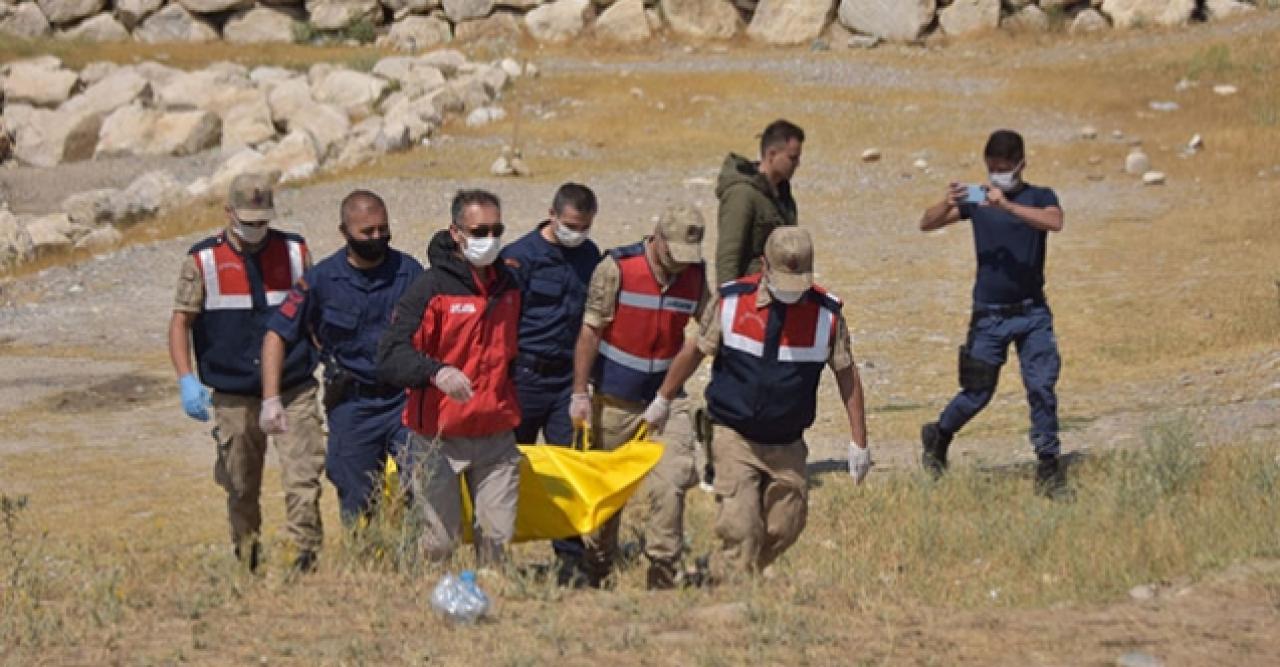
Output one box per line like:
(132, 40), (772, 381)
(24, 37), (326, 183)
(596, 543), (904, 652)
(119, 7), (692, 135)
(0, 0), (1266, 49)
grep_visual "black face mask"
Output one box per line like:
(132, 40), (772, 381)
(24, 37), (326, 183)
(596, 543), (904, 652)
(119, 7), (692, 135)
(344, 231), (390, 263)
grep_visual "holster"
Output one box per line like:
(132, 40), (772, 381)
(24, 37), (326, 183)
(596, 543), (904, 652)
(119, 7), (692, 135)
(958, 345), (1001, 392)
(322, 366), (352, 412)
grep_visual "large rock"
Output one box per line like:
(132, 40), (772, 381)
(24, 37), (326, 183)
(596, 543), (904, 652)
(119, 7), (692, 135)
(372, 58), (446, 98)
(837, 0), (935, 42)
(58, 13), (129, 41)
(75, 226), (123, 253)
(223, 6), (300, 43)
(115, 0), (164, 30)
(134, 4), (220, 42)
(1, 3), (52, 39)
(312, 69), (390, 120)
(177, 0), (253, 14)
(61, 188), (125, 228)
(262, 129), (321, 182)
(156, 70), (258, 114)
(418, 49), (468, 76)
(661, 0), (740, 39)
(4, 63), (79, 108)
(290, 103), (350, 159)
(525, 0), (591, 43)
(203, 149), (271, 201)
(381, 0), (441, 15)
(118, 170), (185, 222)
(36, 0), (104, 26)
(595, 0), (650, 42)
(1100, 0), (1195, 28)
(1003, 4), (1048, 31)
(221, 99), (277, 151)
(24, 213), (75, 254)
(1069, 8), (1110, 34)
(306, 0), (381, 30)
(443, 0), (493, 22)
(383, 95), (439, 144)
(380, 15), (452, 51)
(96, 105), (222, 158)
(454, 11), (523, 41)
(268, 78), (316, 126)
(1207, 0), (1255, 19)
(0, 207), (35, 271)
(12, 107), (103, 167)
(746, 0), (833, 45)
(938, 0), (998, 36)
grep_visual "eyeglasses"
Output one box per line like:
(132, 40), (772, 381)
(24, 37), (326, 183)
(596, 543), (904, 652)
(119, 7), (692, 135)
(457, 223), (505, 238)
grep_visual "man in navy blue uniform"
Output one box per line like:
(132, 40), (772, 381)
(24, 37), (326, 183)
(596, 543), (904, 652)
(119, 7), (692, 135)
(260, 190), (424, 524)
(918, 129), (1068, 496)
(498, 182), (602, 582)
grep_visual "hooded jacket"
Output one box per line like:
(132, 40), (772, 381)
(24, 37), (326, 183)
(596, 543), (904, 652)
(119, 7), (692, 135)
(714, 153), (798, 286)
(376, 230), (522, 438)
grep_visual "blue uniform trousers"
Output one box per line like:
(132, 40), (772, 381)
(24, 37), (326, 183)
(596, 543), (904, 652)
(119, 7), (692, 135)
(326, 393), (410, 523)
(938, 303), (1061, 458)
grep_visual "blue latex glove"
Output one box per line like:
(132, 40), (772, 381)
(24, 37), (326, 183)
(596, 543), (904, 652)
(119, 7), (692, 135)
(179, 373), (212, 422)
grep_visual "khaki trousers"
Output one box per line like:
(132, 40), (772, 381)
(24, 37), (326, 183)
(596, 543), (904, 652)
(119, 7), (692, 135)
(582, 394), (697, 581)
(404, 431), (521, 565)
(709, 426), (808, 582)
(211, 381), (326, 551)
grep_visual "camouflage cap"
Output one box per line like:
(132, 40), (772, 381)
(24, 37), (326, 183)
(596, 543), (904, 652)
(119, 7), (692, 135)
(764, 227), (814, 293)
(656, 205), (705, 264)
(228, 173), (276, 222)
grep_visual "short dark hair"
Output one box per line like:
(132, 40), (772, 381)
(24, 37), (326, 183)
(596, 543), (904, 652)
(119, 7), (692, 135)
(451, 189), (501, 227)
(340, 189), (387, 226)
(984, 130), (1025, 163)
(552, 182), (598, 216)
(760, 119), (805, 155)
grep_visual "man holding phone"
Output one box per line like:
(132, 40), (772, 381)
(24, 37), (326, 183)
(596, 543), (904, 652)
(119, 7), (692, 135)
(917, 129), (1068, 498)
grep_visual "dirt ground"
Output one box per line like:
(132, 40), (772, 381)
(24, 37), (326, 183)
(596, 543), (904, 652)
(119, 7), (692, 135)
(2, 12), (1279, 666)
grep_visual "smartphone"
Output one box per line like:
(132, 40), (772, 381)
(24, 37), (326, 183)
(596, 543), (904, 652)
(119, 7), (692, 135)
(964, 184), (987, 205)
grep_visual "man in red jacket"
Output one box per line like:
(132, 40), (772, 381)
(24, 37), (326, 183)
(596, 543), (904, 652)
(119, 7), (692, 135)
(377, 190), (522, 565)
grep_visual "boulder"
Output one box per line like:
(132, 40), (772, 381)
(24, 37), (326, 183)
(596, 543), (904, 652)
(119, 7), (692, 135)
(133, 61), (185, 86)
(61, 188), (124, 227)
(312, 69), (391, 120)
(447, 75), (494, 111)
(595, 0), (650, 42)
(177, 0), (253, 14)
(95, 105), (222, 158)
(268, 78), (316, 126)
(250, 66), (297, 88)
(118, 170), (185, 221)
(156, 70), (256, 113)
(1100, 0), (1195, 28)
(1068, 8), (1109, 34)
(1207, 0), (1255, 19)
(383, 96), (438, 143)
(223, 6), (300, 43)
(134, 4), (221, 42)
(524, 0), (591, 42)
(290, 103), (350, 159)
(418, 49), (469, 76)
(443, 0), (493, 22)
(74, 225), (123, 252)
(661, 0), (739, 39)
(381, 0), (441, 15)
(11, 107), (103, 167)
(36, 0), (104, 26)
(24, 213), (75, 254)
(58, 13), (129, 41)
(380, 15), (452, 51)
(0, 207), (35, 271)
(454, 11), (523, 41)
(837, 0), (935, 42)
(115, 0), (164, 30)
(67, 69), (157, 120)
(938, 0), (998, 36)
(78, 61), (119, 85)
(306, 0), (381, 30)
(4, 63), (79, 108)
(746, 0), (833, 45)
(261, 129), (321, 182)
(372, 58), (447, 97)
(1, 3), (52, 39)
(1003, 4), (1049, 31)
(205, 149), (273, 202)
(221, 99), (277, 152)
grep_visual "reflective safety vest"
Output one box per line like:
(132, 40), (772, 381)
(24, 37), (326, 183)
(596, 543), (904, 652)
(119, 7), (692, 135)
(190, 230), (316, 395)
(593, 242), (705, 403)
(704, 274), (841, 445)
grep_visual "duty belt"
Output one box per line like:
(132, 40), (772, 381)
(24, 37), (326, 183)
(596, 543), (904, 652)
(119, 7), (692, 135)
(974, 298), (1044, 317)
(350, 381), (404, 400)
(515, 353), (572, 375)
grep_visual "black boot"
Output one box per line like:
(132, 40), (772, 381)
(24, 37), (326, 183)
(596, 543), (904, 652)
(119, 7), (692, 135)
(921, 422), (953, 478)
(645, 560), (678, 591)
(291, 549), (319, 574)
(1034, 456), (1071, 500)
(234, 540), (262, 573)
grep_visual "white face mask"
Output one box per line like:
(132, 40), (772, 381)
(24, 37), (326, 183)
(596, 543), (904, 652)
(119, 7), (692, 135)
(767, 282), (807, 305)
(554, 222), (588, 248)
(234, 220), (268, 245)
(463, 236), (501, 267)
(989, 163), (1024, 192)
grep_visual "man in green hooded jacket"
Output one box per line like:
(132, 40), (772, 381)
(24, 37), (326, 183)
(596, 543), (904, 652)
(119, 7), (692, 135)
(713, 119), (804, 287)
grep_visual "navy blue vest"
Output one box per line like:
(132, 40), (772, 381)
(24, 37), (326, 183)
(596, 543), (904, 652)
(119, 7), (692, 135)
(705, 278), (840, 445)
(190, 231), (317, 395)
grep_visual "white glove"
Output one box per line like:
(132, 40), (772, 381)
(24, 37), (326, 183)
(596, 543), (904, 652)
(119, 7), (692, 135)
(569, 392), (592, 426)
(643, 395), (671, 434)
(259, 396), (288, 434)
(848, 442), (871, 484)
(433, 366), (473, 402)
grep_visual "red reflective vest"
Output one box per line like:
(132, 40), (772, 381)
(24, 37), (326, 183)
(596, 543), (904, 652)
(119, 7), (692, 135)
(593, 242), (705, 403)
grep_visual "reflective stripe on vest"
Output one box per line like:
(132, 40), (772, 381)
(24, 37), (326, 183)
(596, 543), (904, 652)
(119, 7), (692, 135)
(719, 288), (835, 364)
(196, 237), (305, 310)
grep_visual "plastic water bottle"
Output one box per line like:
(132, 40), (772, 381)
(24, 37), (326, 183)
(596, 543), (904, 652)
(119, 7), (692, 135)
(430, 570), (490, 623)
